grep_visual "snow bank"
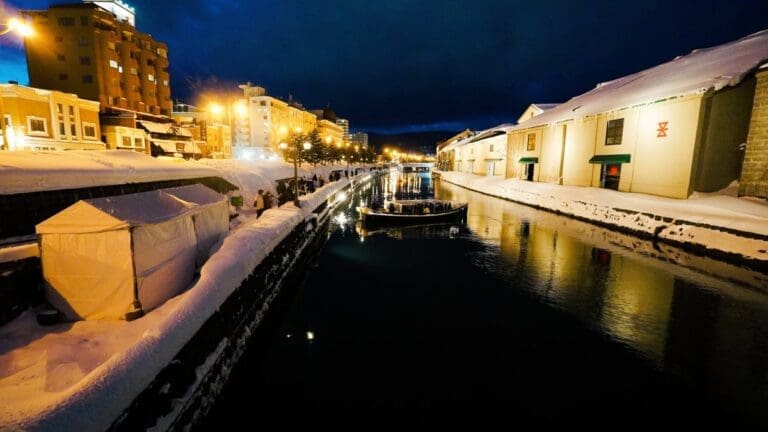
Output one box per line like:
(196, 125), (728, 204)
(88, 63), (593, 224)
(0, 171), (361, 430)
(437, 171), (768, 262)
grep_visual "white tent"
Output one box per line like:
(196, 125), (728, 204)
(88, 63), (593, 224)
(36, 190), (198, 321)
(163, 184), (229, 266)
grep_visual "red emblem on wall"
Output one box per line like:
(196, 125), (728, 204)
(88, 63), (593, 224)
(657, 121), (669, 138)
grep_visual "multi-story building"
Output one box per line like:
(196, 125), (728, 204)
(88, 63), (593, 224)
(0, 83), (103, 151)
(172, 103), (232, 158)
(336, 118), (349, 145)
(316, 119), (343, 147)
(350, 131), (368, 149)
(236, 82), (316, 159)
(22, 0), (172, 118)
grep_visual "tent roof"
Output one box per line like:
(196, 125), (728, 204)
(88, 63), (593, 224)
(162, 184), (226, 206)
(37, 190), (194, 234)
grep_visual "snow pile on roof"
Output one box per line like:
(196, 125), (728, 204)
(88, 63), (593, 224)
(531, 103), (559, 111)
(137, 120), (192, 137)
(444, 123), (516, 151)
(0, 151), (218, 194)
(0, 172), (363, 430)
(437, 171), (768, 261)
(516, 29), (768, 129)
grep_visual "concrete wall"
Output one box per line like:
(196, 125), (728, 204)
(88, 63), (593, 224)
(561, 117), (596, 187)
(739, 70), (768, 199)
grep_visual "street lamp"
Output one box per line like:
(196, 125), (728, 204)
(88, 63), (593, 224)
(279, 138), (312, 208)
(0, 18), (33, 150)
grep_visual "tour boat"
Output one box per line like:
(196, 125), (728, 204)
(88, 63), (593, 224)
(358, 199), (468, 225)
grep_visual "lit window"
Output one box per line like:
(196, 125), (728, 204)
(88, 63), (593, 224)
(163, 79), (169, 86)
(109, 59), (119, 69)
(107, 42), (116, 50)
(147, 74), (154, 82)
(605, 118), (624, 145)
(27, 117), (48, 135)
(526, 133), (536, 151)
(122, 136), (132, 147)
(118, 66), (123, 73)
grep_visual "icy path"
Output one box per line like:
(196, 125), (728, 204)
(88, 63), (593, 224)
(0, 173), (359, 431)
(438, 171), (768, 262)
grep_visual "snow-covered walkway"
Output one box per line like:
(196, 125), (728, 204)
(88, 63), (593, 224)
(437, 171), (768, 263)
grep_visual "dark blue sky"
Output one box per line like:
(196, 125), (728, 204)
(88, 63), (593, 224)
(1, 0), (767, 133)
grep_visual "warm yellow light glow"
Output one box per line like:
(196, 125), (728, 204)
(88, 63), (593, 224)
(302, 141), (312, 150)
(4, 18), (34, 38)
(234, 102), (247, 117)
(209, 103), (223, 115)
(279, 142), (288, 150)
(325, 136), (332, 144)
(279, 126), (288, 136)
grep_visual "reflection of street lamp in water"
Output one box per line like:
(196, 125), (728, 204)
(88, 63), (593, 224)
(279, 139), (312, 208)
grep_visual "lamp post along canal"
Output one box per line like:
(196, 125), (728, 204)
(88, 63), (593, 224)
(280, 138), (312, 208)
(0, 17), (33, 150)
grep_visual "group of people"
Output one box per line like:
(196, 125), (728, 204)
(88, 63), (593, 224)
(254, 189), (276, 217)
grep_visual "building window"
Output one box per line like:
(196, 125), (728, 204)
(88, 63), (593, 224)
(79, 37), (88, 46)
(118, 65), (123, 73)
(82, 75), (93, 84)
(59, 73), (68, 80)
(80, 16), (89, 26)
(27, 117), (48, 135)
(68, 106), (74, 116)
(58, 17), (75, 26)
(107, 42), (116, 50)
(109, 59), (118, 69)
(606, 118), (624, 145)
(489, 143), (494, 152)
(122, 136), (132, 148)
(134, 137), (144, 148)
(80, 56), (90, 65)
(260, 101), (266, 106)
(157, 47), (167, 58)
(70, 123), (77, 137)
(147, 59), (155, 67)
(526, 133), (536, 151)
(147, 74), (154, 82)
(57, 54), (66, 61)
(59, 121), (66, 135)
(82, 122), (97, 139)
(54, 35), (63, 42)
(130, 68), (137, 75)
(57, 104), (63, 114)
(163, 79), (169, 86)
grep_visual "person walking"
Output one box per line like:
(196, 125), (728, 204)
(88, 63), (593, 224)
(255, 189), (265, 218)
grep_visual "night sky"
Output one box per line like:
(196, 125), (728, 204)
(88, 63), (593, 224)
(1, 0), (767, 133)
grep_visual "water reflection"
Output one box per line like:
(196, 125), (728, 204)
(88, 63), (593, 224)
(436, 177), (768, 421)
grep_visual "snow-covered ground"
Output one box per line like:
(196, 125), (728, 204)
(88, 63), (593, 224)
(437, 171), (768, 263)
(0, 152), (367, 430)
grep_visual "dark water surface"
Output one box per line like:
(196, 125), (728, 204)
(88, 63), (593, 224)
(204, 171), (768, 429)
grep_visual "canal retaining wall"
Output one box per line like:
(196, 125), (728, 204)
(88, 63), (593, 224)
(435, 171), (768, 272)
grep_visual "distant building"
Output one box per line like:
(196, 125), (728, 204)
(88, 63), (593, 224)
(0, 83), (103, 151)
(350, 132), (368, 149)
(172, 103), (232, 159)
(137, 119), (202, 160)
(316, 119), (343, 148)
(22, 0), (172, 119)
(236, 82), (317, 159)
(336, 118), (349, 145)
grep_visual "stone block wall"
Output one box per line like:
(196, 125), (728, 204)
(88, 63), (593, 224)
(739, 69), (768, 198)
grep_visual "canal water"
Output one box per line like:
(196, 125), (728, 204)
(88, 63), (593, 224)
(203, 171), (768, 429)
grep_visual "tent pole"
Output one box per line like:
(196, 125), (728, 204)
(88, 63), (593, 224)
(125, 227), (145, 321)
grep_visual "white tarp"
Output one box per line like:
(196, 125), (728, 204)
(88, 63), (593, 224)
(163, 184), (229, 266)
(36, 190), (198, 321)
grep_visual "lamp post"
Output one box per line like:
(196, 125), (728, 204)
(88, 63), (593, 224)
(0, 18), (33, 150)
(280, 137), (312, 208)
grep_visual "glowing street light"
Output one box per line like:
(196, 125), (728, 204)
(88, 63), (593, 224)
(280, 137), (312, 207)
(0, 17), (33, 150)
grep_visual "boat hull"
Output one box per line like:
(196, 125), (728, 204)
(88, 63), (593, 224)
(360, 204), (468, 226)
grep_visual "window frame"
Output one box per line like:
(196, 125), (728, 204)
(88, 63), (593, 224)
(526, 133), (536, 151)
(82, 122), (97, 139)
(605, 118), (624, 146)
(27, 116), (48, 136)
